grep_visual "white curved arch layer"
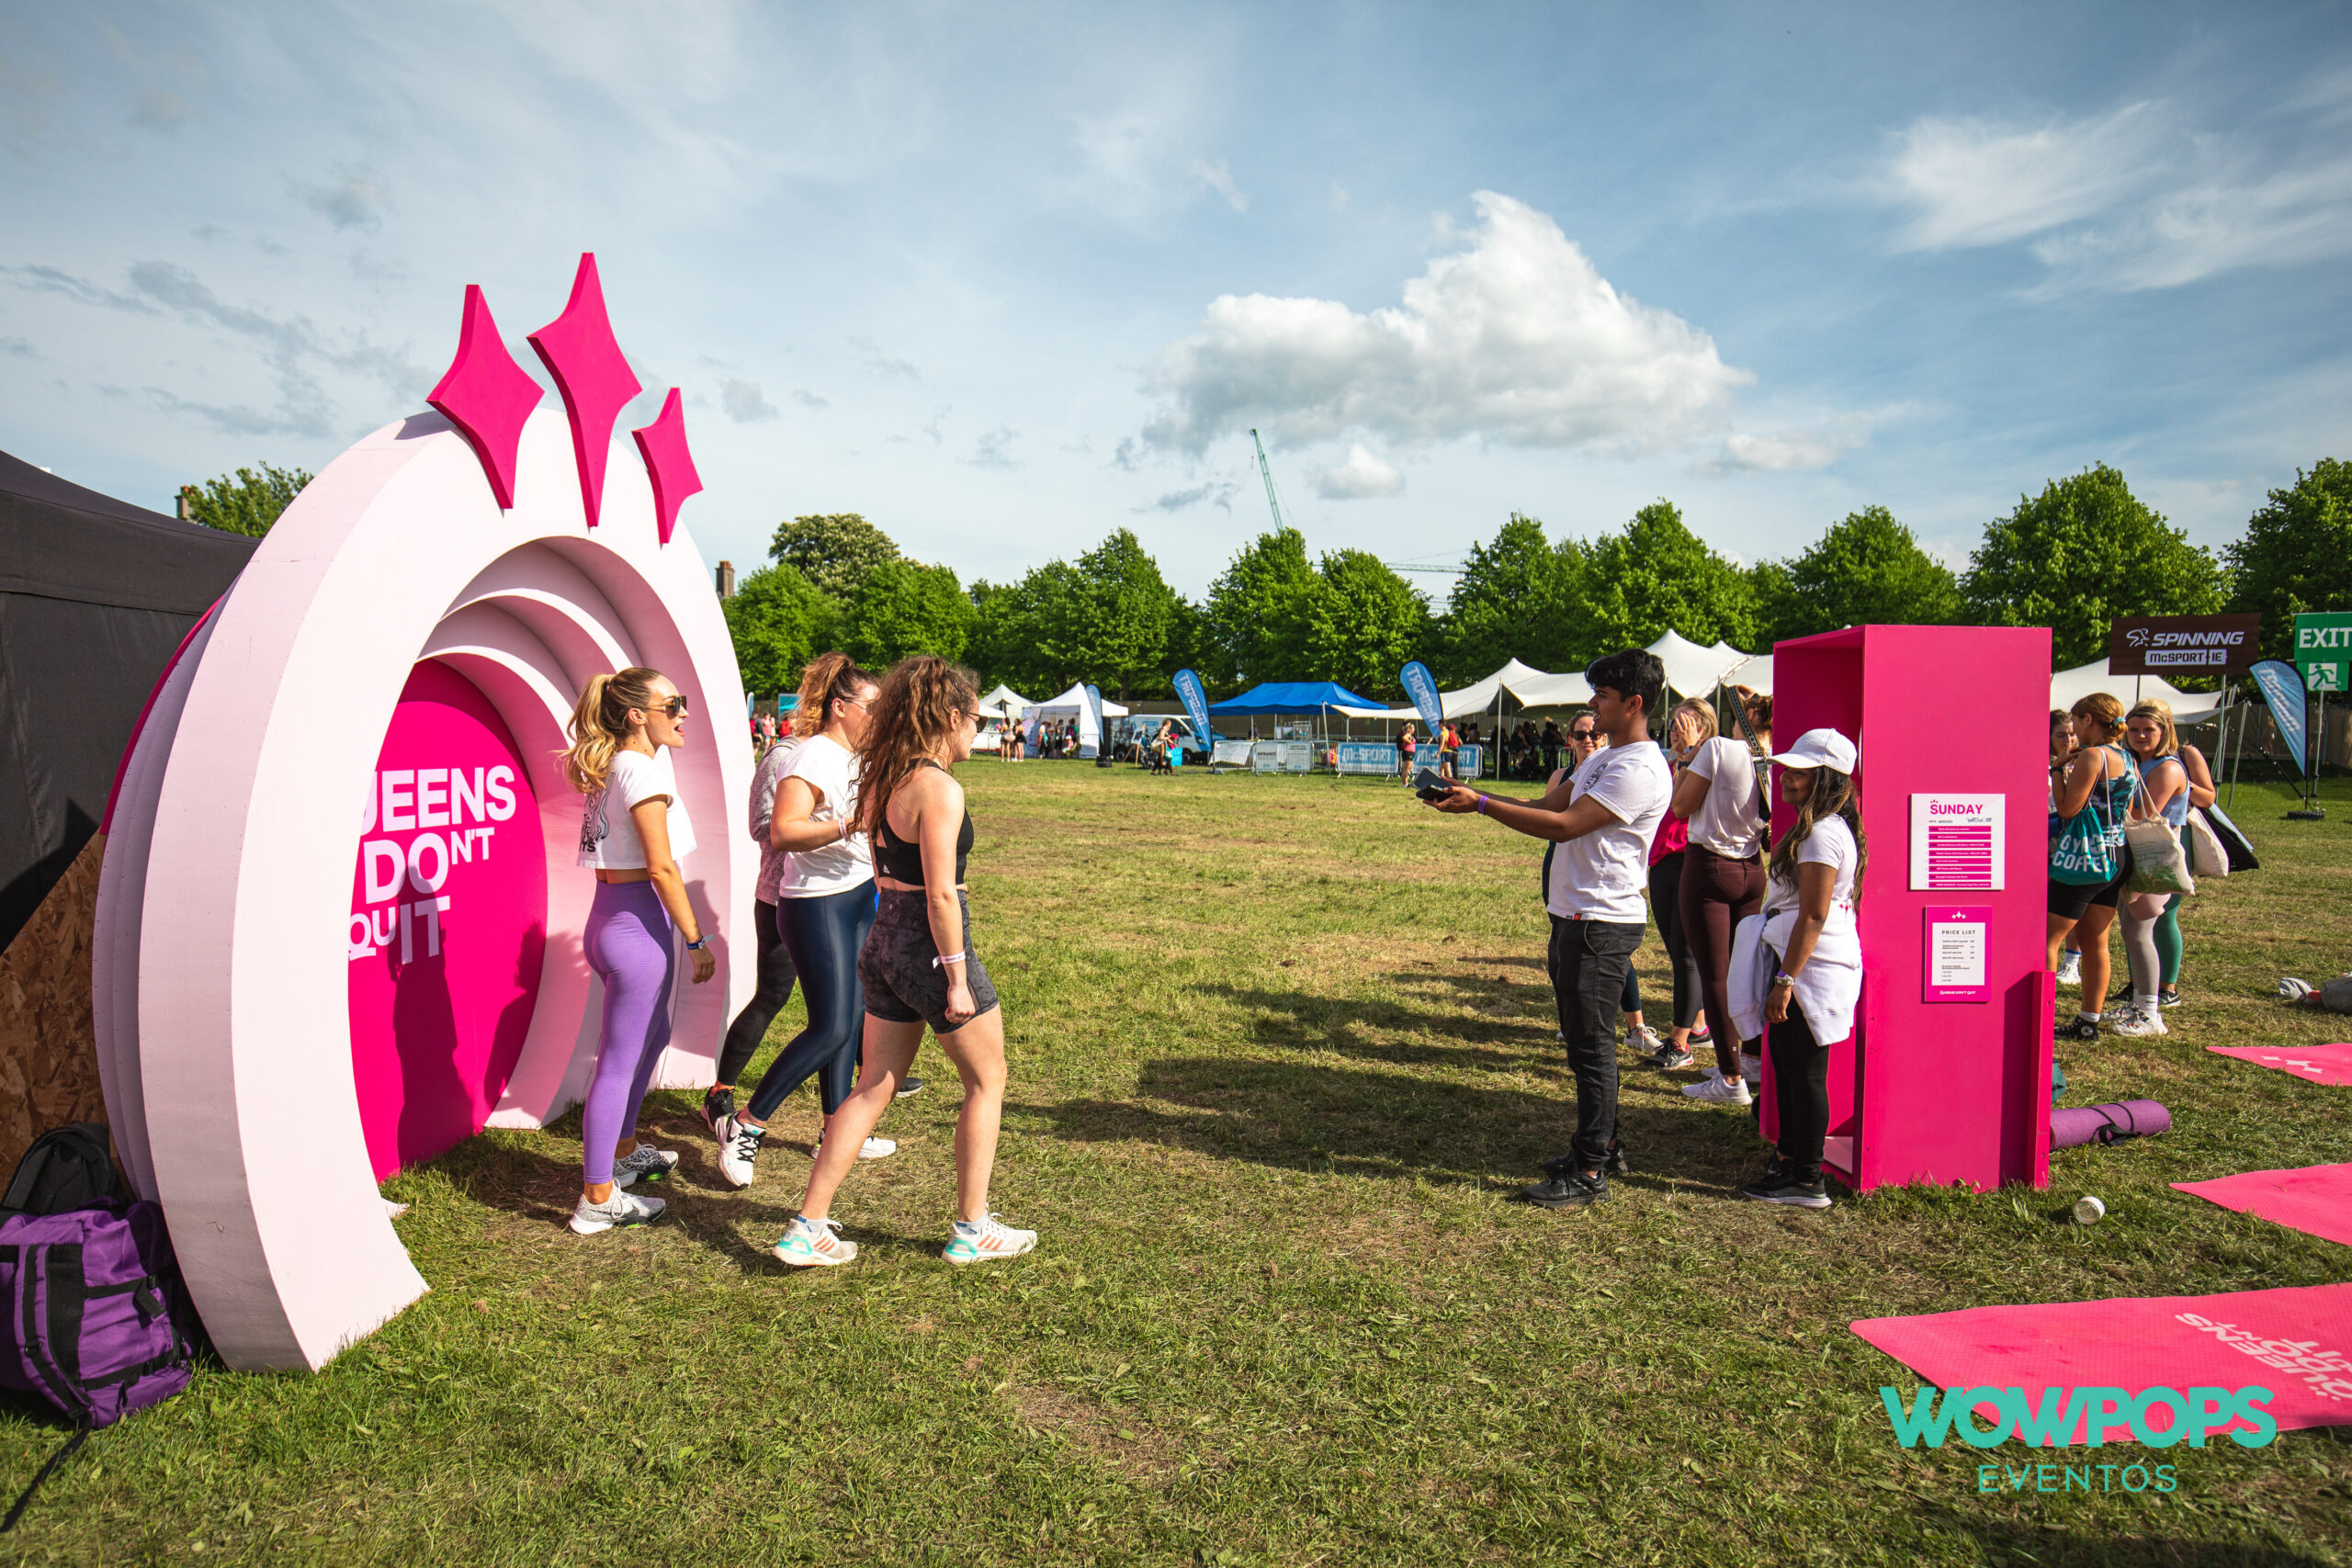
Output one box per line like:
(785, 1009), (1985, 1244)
(101, 407), (753, 1371)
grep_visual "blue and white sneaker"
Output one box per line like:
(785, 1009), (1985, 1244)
(613, 1144), (679, 1188)
(943, 1213), (1037, 1266)
(772, 1213), (856, 1268)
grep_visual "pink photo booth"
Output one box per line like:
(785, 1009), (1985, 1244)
(93, 257), (755, 1371)
(1764, 624), (2056, 1193)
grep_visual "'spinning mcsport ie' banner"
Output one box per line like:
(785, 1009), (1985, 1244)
(2106, 614), (2261, 677)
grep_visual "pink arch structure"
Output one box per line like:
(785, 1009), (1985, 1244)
(94, 406), (754, 1371)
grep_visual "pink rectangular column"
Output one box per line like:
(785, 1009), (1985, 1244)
(1769, 625), (2054, 1193)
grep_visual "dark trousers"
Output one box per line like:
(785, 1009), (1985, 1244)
(746, 886), (878, 1122)
(1546, 916), (1645, 1169)
(1645, 852), (1702, 1032)
(715, 897), (799, 1088)
(1681, 847), (1766, 1076)
(1768, 1005), (1831, 1180)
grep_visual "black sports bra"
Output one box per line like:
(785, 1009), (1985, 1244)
(872, 761), (973, 886)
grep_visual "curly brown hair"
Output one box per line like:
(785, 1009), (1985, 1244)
(855, 656), (979, 836)
(793, 652), (878, 738)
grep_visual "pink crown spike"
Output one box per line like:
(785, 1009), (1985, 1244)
(425, 284), (543, 510)
(629, 388), (702, 546)
(527, 253), (642, 529)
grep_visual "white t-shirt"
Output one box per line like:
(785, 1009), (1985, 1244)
(1762, 815), (1860, 921)
(771, 733), (872, 897)
(1685, 735), (1764, 860)
(749, 737), (801, 905)
(1546, 740), (1671, 924)
(576, 747), (697, 870)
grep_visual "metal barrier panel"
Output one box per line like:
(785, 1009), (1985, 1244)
(1282, 741), (1314, 773)
(1457, 744), (1484, 777)
(1251, 743), (1281, 773)
(1336, 742), (1398, 775)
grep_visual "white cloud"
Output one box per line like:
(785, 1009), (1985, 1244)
(791, 388), (828, 409)
(1191, 156), (1248, 213)
(1701, 430), (1848, 474)
(289, 164), (388, 231)
(720, 377), (777, 422)
(964, 424), (1018, 470)
(1139, 191), (1750, 457)
(1134, 479), (1238, 513)
(1314, 443), (1404, 499)
(1879, 99), (2352, 290)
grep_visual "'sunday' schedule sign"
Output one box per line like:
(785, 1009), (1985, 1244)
(1910, 794), (2005, 892)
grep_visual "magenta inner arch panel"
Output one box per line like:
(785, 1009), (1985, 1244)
(347, 660), (548, 1180)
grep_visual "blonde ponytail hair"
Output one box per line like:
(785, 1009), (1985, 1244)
(562, 666), (665, 794)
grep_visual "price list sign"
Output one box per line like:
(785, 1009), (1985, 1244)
(1910, 794), (2005, 892)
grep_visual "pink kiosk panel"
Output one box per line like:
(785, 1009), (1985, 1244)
(1766, 625), (2055, 1193)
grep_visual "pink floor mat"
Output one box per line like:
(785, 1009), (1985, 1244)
(1851, 1283), (2352, 1441)
(2205, 1042), (2352, 1086)
(2174, 1163), (2352, 1248)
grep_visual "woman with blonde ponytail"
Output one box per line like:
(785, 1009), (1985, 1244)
(563, 665), (713, 1235)
(769, 655), (1036, 1269)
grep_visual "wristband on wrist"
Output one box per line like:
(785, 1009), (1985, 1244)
(1476, 794), (1490, 815)
(932, 953), (967, 969)
(1773, 970), (1797, 986)
(685, 936), (708, 952)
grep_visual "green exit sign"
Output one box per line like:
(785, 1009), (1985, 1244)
(2297, 611), (2352, 693)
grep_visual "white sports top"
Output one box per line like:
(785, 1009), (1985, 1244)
(577, 747), (698, 870)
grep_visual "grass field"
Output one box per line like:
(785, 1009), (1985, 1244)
(5, 765), (2350, 1565)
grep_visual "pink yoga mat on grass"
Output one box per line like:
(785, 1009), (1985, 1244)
(1851, 1283), (2352, 1439)
(2174, 1164), (2352, 1248)
(2206, 1043), (2352, 1086)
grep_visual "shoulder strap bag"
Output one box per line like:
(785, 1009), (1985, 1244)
(2124, 757), (2193, 897)
(2048, 748), (2119, 886)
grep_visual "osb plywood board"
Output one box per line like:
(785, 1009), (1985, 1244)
(0, 832), (107, 1177)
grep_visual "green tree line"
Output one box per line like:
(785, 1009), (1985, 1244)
(177, 457), (2352, 698)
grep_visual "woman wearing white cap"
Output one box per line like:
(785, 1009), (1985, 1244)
(1736, 728), (1865, 1210)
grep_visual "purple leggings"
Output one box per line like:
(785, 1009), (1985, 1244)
(581, 880), (676, 1185)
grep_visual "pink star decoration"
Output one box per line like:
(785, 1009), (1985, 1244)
(630, 388), (702, 546)
(527, 253), (642, 529)
(425, 285), (544, 510)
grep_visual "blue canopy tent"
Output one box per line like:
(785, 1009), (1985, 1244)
(1207, 682), (1381, 760)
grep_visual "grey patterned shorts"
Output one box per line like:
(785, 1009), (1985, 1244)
(858, 887), (1001, 1034)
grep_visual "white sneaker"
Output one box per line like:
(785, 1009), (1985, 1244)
(943, 1213), (1038, 1266)
(2111, 1007), (2168, 1038)
(772, 1213), (857, 1268)
(816, 1134), (898, 1161)
(1739, 1053), (1763, 1086)
(570, 1187), (664, 1235)
(2056, 952), (2082, 986)
(1682, 1070), (1753, 1106)
(612, 1144), (679, 1188)
(716, 1114), (765, 1189)
(1625, 1023), (1662, 1054)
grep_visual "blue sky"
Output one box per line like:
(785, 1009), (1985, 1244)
(5, 2), (2349, 599)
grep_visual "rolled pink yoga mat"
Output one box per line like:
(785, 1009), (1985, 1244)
(2049, 1100), (2170, 1150)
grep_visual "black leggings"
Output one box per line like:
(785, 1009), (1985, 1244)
(1768, 1005), (1831, 1180)
(745, 885), (877, 1121)
(1645, 852), (1702, 1031)
(715, 897), (798, 1088)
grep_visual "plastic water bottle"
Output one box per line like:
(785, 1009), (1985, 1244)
(2073, 1195), (2106, 1225)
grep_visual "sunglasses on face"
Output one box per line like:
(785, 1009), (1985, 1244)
(1569, 730), (1597, 741)
(640, 696), (688, 718)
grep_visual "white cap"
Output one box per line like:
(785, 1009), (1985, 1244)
(1770, 727), (1857, 773)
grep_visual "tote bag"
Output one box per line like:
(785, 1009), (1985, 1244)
(2182, 808), (2230, 880)
(2049, 750), (2121, 886)
(2125, 761), (2193, 897)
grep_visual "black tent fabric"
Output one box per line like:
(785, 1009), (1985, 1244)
(0, 451), (256, 951)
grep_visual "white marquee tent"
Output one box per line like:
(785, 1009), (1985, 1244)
(1028, 680), (1130, 756)
(977, 682), (1033, 721)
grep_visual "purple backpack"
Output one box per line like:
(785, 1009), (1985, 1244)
(0, 1198), (197, 1528)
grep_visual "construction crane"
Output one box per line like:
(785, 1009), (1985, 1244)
(1383, 556), (1468, 577)
(1249, 428), (1287, 533)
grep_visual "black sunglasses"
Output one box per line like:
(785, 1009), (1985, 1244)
(1568, 728), (1598, 740)
(639, 696), (688, 718)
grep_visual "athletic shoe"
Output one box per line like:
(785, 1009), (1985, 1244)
(612, 1144), (679, 1189)
(2052, 1016), (2101, 1043)
(2157, 987), (2183, 1010)
(1624, 1023), (1663, 1055)
(772, 1213), (857, 1268)
(1737, 1168), (1831, 1209)
(2111, 1007), (2168, 1038)
(1544, 1145), (1632, 1179)
(944, 1213), (1038, 1266)
(1647, 1043), (1695, 1071)
(1517, 1168), (1609, 1208)
(1688, 1028), (1713, 1046)
(896, 1076), (926, 1099)
(814, 1134), (899, 1161)
(698, 1085), (734, 1134)
(1740, 1052), (1763, 1086)
(1682, 1070), (1753, 1106)
(569, 1188), (665, 1235)
(716, 1113), (765, 1189)
(2055, 952), (2082, 986)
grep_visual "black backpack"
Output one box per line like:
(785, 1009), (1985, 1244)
(1, 1124), (119, 1219)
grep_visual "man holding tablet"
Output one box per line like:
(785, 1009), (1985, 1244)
(1428, 649), (1669, 1207)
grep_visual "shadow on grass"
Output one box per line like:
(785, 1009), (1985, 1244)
(1909, 1499), (2336, 1566)
(1012, 1046), (1777, 1195)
